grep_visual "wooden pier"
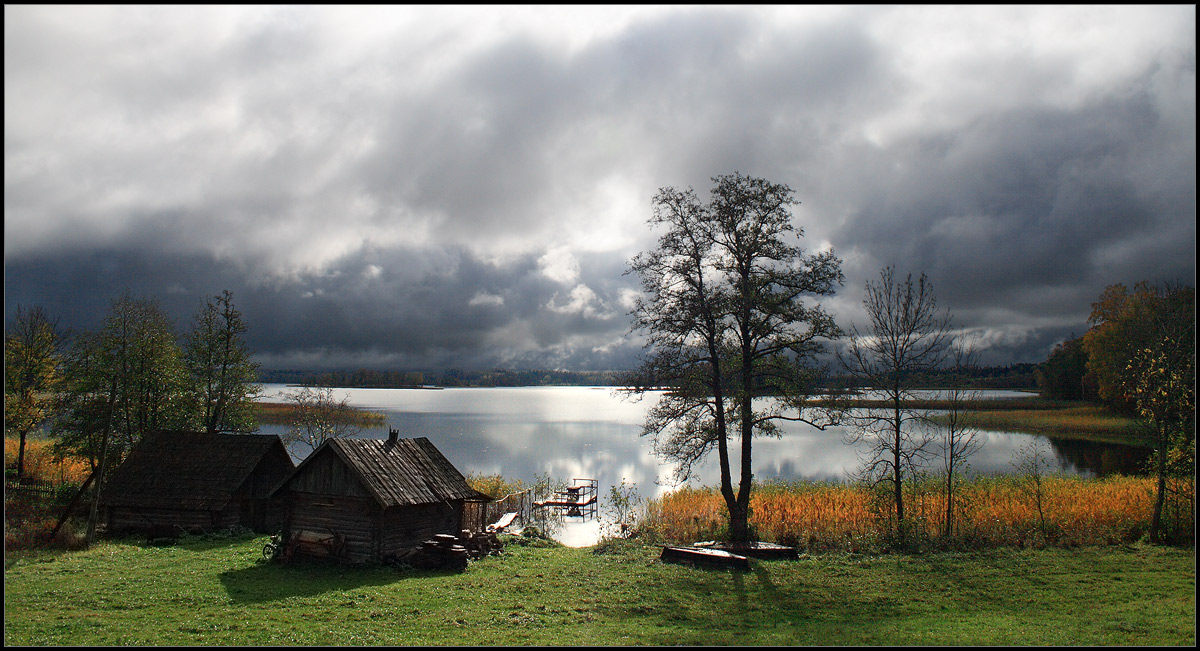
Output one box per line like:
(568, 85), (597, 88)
(533, 478), (598, 519)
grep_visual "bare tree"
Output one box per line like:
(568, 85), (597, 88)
(1011, 438), (1055, 544)
(940, 337), (985, 538)
(840, 267), (952, 539)
(281, 386), (365, 455)
(626, 173), (843, 543)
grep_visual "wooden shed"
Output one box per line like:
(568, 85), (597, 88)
(269, 432), (493, 564)
(99, 430), (295, 537)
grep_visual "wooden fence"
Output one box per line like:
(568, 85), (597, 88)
(4, 481), (60, 501)
(463, 489), (537, 534)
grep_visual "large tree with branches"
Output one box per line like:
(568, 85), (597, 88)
(625, 172), (843, 543)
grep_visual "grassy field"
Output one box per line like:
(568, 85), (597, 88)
(3, 534), (1193, 646)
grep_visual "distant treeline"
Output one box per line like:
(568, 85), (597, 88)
(259, 364), (1037, 390)
(257, 367), (627, 388)
(831, 363), (1039, 391)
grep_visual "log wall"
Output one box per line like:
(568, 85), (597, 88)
(379, 502), (462, 560)
(106, 505), (232, 536)
(286, 493), (377, 563)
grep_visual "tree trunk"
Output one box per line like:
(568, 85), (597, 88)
(893, 396), (904, 527)
(48, 470), (97, 541)
(944, 473), (954, 538)
(16, 430), (28, 482)
(727, 501), (751, 543)
(1149, 429), (1168, 544)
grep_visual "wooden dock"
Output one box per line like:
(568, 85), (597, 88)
(533, 478), (598, 519)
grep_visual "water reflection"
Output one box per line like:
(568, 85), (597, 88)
(257, 385), (1149, 545)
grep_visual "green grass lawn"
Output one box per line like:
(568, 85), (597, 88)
(4, 534), (1194, 646)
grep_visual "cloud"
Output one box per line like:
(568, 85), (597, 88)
(537, 246), (581, 285)
(3, 5), (1194, 371)
(546, 284), (611, 320)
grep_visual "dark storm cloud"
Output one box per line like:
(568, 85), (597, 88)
(825, 55), (1195, 363)
(4, 6), (1195, 371)
(3, 242), (640, 371)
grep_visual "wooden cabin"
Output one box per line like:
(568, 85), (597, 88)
(100, 430), (295, 536)
(269, 432), (493, 564)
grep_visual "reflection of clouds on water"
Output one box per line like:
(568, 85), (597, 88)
(258, 385), (1149, 543)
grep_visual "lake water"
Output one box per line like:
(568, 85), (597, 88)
(256, 384), (1149, 546)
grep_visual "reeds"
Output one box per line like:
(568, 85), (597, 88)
(639, 474), (1180, 551)
(4, 437), (90, 485)
(252, 401), (387, 426)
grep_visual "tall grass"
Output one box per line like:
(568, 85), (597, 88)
(5, 437), (92, 551)
(4, 437), (90, 485)
(639, 474), (1187, 551)
(252, 401), (386, 426)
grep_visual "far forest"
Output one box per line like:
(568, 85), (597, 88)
(258, 364), (1038, 390)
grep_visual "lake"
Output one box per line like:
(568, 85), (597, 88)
(256, 384), (1149, 546)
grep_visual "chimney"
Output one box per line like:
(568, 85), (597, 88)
(388, 427), (399, 444)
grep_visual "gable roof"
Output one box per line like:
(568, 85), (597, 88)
(278, 436), (491, 508)
(100, 430), (294, 511)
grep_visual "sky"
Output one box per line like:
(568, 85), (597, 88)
(4, 5), (1196, 372)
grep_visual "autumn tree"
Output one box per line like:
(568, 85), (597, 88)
(1116, 284), (1194, 543)
(625, 172), (843, 543)
(1081, 283), (1160, 413)
(4, 305), (61, 482)
(183, 290), (260, 434)
(840, 267), (953, 541)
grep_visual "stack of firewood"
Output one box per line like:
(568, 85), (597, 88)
(410, 529), (503, 570)
(459, 529), (504, 559)
(416, 533), (469, 570)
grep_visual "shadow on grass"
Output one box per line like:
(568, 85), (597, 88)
(611, 555), (884, 642)
(218, 559), (458, 604)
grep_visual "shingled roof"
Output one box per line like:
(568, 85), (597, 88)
(100, 430), (293, 511)
(280, 436), (492, 508)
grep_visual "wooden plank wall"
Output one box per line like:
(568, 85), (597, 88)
(379, 502), (461, 559)
(286, 452), (372, 499)
(107, 506), (219, 536)
(287, 493), (377, 563)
